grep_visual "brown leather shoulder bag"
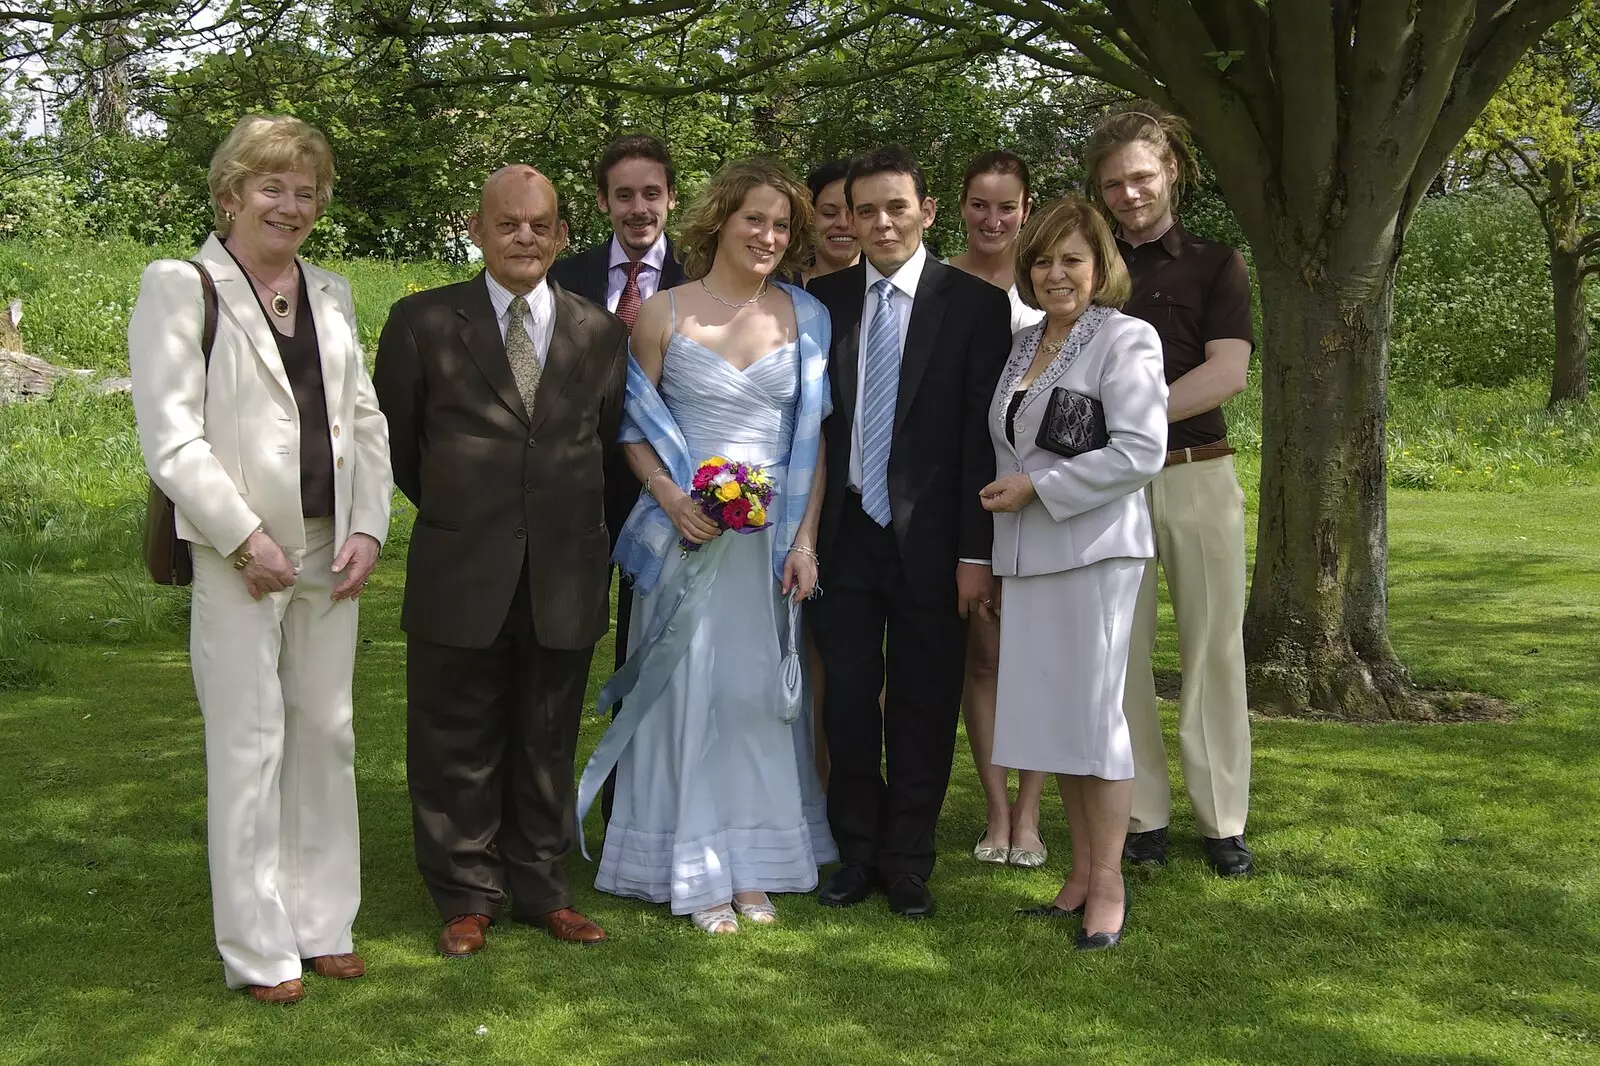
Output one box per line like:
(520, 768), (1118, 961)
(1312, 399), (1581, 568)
(143, 260), (218, 586)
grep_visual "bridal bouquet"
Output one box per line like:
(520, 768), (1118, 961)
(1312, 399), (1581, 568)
(681, 456), (775, 553)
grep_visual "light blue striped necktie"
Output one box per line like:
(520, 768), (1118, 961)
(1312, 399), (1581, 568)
(860, 277), (900, 526)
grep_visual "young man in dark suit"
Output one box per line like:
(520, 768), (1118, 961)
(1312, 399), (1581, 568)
(375, 165), (628, 955)
(807, 146), (1013, 918)
(548, 133), (685, 821)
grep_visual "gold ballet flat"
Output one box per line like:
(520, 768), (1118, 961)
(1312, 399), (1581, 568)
(972, 835), (1010, 865)
(1008, 844), (1048, 868)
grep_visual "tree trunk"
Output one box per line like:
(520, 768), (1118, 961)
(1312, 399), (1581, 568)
(1549, 243), (1590, 407)
(1547, 160), (1590, 407)
(1244, 252), (1423, 720)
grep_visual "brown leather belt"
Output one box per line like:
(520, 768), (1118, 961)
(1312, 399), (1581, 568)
(1164, 441), (1236, 468)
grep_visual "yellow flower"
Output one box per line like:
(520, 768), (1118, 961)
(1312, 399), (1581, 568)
(706, 455), (730, 467)
(716, 480), (742, 502)
(749, 506), (767, 525)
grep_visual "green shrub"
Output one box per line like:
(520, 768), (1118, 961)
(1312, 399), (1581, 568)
(1392, 187), (1564, 388)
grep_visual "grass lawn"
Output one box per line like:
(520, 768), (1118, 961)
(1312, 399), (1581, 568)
(1, 480), (1598, 1066)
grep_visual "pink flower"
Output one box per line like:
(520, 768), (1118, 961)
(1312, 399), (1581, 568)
(724, 497), (752, 530)
(692, 467), (715, 490)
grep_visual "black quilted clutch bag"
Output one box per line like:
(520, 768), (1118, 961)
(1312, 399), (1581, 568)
(1034, 387), (1109, 458)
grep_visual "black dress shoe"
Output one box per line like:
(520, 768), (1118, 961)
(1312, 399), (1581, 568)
(1075, 878), (1130, 951)
(1122, 826), (1169, 866)
(818, 863), (876, 907)
(885, 873), (935, 919)
(1015, 902), (1083, 919)
(1202, 834), (1253, 877)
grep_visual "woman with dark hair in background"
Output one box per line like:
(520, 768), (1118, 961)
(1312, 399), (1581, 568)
(804, 159), (861, 283)
(945, 150), (1049, 869)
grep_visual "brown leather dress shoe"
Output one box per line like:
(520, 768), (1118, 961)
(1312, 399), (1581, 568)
(536, 907), (607, 944)
(437, 913), (491, 957)
(248, 979), (305, 1004)
(306, 953), (366, 979)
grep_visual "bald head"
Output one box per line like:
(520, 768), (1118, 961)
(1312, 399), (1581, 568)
(470, 164), (567, 294)
(481, 164), (558, 214)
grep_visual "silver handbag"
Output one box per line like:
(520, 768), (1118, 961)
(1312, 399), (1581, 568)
(777, 597), (804, 724)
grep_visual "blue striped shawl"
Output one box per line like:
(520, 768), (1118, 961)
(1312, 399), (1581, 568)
(610, 280), (832, 595)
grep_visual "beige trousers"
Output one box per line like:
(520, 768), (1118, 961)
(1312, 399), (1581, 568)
(189, 517), (361, 989)
(1123, 455), (1251, 839)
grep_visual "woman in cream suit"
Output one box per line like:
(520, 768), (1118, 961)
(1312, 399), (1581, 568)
(979, 196), (1167, 951)
(128, 115), (391, 1003)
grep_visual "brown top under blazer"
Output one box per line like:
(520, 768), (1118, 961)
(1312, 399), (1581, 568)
(374, 272), (628, 651)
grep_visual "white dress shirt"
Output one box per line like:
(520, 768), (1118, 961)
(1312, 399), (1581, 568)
(605, 234), (668, 313)
(850, 241), (927, 491)
(484, 270), (555, 366)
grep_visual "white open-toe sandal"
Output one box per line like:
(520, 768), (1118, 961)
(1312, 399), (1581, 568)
(733, 896), (777, 925)
(691, 905), (739, 935)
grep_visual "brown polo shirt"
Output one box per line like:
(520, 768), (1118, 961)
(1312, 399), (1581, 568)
(1117, 221), (1254, 451)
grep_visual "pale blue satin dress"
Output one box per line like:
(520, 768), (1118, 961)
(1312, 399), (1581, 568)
(595, 326), (837, 914)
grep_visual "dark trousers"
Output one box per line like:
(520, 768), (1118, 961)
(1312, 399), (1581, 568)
(407, 566), (595, 921)
(810, 494), (966, 880)
(598, 574), (633, 822)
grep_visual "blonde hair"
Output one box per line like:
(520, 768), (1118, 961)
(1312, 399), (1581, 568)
(208, 114), (336, 235)
(1014, 195), (1131, 311)
(675, 158), (815, 282)
(1082, 100), (1200, 211)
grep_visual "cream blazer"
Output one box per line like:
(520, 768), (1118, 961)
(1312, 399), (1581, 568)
(989, 310), (1169, 578)
(128, 234), (392, 557)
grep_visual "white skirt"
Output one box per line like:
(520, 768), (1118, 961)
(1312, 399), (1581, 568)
(992, 557), (1146, 779)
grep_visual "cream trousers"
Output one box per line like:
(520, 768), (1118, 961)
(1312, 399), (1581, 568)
(190, 517), (361, 989)
(1122, 455), (1252, 839)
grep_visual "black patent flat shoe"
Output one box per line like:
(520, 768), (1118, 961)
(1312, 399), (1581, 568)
(1015, 902), (1084, 919)
(1075, 878), (1130, 951)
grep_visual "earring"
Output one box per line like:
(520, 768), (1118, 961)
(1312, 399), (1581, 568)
(225, 211), (235, 222)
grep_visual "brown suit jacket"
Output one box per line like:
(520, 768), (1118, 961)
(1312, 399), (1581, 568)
(374, 272), (628, 650)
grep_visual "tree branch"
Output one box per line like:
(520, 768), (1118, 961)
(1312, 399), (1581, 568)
(372, 0), (705, 39)
(1410, 0), (1582, 221)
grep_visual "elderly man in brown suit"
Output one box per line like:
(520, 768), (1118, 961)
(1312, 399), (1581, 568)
(375, 165), (628, 953)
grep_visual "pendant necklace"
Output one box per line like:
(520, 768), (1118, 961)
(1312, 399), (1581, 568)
(700, 278), (768, 310)
(238, 259), (297, 318)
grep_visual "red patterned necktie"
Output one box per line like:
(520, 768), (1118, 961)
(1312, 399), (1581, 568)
(615, 260), (646, 333)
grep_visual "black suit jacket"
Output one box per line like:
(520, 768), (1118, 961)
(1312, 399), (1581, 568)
(374, 272), (629, 651)
(808, 256), (1012, 606)
(550, 238), (686, 548)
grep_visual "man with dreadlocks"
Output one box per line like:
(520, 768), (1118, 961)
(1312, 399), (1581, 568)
(1085, 101), (1257, 878)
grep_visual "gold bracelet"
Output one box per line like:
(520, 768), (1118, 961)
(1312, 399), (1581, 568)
(789, 544), (819, 561)
(230, 525), (264, 570)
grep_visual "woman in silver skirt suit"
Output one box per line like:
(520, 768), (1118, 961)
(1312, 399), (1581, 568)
(979, 196), (1168, 950)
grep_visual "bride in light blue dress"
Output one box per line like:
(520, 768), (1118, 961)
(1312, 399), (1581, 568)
(575, 159), (837, 934)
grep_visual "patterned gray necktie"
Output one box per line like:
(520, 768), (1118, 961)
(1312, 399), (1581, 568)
(506, 295), (542, 415)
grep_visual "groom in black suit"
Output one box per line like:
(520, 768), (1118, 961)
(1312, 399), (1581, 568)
(807, 145), (1012, 918)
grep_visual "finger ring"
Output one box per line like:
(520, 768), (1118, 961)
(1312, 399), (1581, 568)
(982, 598), (993, 606)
